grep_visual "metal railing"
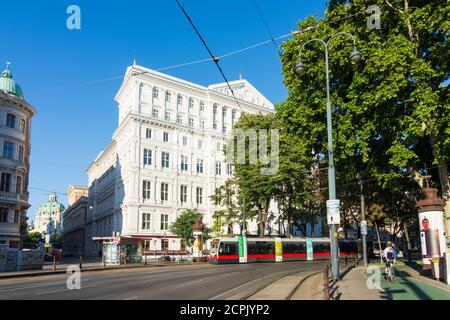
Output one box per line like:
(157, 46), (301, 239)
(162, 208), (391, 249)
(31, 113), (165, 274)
(323, 260), (331, 300)
(324, 255), (359, 300)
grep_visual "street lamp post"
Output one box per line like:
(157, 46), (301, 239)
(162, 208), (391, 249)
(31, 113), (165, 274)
(296, 32), (361, 281)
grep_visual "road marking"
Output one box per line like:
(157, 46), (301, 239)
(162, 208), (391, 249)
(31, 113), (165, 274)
(0, 281), (69, 292)
(35, 284), (98, 296)
(175, 279), (203, 288)
(123, 296), (138, 300)
(209, 278), (261, 300)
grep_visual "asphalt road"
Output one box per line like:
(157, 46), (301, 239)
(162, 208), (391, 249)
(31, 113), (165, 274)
(0, 261), (325, 300)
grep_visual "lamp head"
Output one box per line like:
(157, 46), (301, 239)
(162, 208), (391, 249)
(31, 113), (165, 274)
(350, 48), (362, 64)
(295, 61), (305, 75)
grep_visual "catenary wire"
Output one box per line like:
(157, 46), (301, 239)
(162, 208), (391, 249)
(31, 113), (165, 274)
(47, 11), (362, 93)
(174, 0), (243, 112)
(250, 0), (281, 55)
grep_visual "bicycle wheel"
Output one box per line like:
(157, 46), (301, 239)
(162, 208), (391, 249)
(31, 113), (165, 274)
(387, 267), (394, 283)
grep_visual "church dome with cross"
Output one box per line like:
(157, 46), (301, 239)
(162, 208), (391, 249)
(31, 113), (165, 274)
(0, 65), (24, 100)
(33, 193), (66, 235)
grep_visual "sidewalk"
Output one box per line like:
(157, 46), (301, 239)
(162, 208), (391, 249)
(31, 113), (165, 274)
(335, 266), (389, 300)
(336, 263), (450, 300)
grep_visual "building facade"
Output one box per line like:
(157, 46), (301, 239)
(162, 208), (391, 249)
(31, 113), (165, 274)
(67, 185), (89, 207)
(85, 65), (277, 257)
(0, 67), (35, 248)
(62, 185), (88, 257)
(33, 192), (65, 235)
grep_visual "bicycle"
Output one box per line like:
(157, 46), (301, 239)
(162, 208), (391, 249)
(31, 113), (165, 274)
(385, 259), (395, 283)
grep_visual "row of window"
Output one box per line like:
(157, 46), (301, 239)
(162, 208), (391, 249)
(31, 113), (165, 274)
(1, 141), (25, 162)
(142, 212), (169, 231)
(142, 148), (232, 175)
(150, 88), (240, 120)
(150, 109), (208, 129)
(142, 181), (204, 205)
(0, 172), (23, 194)
(0, 208), (20, 224)
(4, 113), (26, 133)
(151, 89), (206, 111)
(144, 129), (224, 152)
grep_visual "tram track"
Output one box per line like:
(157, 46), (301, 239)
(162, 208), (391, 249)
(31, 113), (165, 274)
(240, 268), (323, 300)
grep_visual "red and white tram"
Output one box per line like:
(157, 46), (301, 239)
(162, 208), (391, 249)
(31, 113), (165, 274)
(208, 237), (359, 264)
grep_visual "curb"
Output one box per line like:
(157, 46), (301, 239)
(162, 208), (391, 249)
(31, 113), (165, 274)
(0, 262), (209, 280)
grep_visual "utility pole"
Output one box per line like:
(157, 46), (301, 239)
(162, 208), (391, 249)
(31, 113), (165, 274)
(360, 179), (368, 267)
(296, 32), (361, 282)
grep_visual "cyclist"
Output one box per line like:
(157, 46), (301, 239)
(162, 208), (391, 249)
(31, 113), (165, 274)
(383, 241), (397, 279)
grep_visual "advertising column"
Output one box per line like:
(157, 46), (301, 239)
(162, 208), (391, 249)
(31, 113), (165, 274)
(416, 176), (446, 273)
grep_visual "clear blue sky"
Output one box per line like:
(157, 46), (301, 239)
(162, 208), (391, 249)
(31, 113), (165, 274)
(0, 0), (326, 221)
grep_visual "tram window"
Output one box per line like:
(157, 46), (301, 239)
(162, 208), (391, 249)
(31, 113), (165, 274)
(220, 243), (237, 256)
(258, 242), (274, 254)
(247, 242), (256, 255)
(314, 243), (330, 253)
(283, 243), (305, 254)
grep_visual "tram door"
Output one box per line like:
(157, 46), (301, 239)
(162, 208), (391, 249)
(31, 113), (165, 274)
(238, 236), (247, 263)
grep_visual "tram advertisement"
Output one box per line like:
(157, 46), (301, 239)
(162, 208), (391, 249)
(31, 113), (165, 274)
(306, 239), (313, 261)
(238, 236), (247, 263)
(419, 211), (446, 264)
(275, 238), (282, 262)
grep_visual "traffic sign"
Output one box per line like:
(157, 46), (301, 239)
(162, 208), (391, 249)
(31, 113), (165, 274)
(326, 200), (341, 225)
(360, 221), (368, 235)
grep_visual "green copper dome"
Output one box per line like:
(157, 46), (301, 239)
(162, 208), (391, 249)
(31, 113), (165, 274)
(0, 68), (24, 100)
(35, 193), (66, 217)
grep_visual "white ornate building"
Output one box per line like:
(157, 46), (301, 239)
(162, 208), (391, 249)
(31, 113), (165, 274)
(0, 66), (35, 248)
(85, 64), (277, 257)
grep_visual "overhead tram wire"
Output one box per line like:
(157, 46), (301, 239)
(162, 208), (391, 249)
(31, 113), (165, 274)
(250, 0), (281, 55)
(29, 186), (67, 196)
(174, 0), (243, 112)
(46, 11), (362, 93)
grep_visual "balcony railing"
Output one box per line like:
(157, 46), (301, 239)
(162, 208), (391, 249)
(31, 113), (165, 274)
(0, 191), (28, 203)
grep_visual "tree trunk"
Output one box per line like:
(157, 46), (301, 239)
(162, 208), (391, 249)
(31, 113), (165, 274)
(403, 221), (412, 263)
(286, 220), (291, 238)
(374, 221), (383, 263)
(258, 219), (265, 237)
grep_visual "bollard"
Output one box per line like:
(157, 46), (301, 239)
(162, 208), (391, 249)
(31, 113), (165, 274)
(79, 255), (83, 270)
(52, 255), (56, 271)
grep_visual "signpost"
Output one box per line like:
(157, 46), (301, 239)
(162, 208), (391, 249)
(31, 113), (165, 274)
(306, 238), (314, 261)
(361, 221), (368, 235)
(327, 200), (341, 225)
(327, 199), (340, 280)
